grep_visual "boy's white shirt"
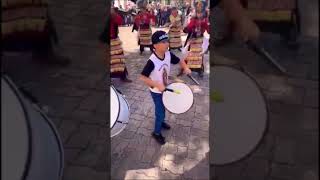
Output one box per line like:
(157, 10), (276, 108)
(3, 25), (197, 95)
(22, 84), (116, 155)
(149, 51), (172, 93)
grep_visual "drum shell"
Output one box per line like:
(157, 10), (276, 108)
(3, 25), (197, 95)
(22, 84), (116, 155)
(111, 87), (130, 137)
(1, 76), (64, 180)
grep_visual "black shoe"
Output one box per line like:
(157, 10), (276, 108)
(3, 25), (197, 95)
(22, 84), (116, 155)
(152, 133), (166, 145)
(162, 122), (171, 130)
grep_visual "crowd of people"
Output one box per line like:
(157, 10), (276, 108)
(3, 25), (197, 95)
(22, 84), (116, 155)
(116, 2), (209, 28)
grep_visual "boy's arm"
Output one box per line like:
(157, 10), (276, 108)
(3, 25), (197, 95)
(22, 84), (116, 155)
(140, 60), (166, 91)
(139, 75), (165, 91)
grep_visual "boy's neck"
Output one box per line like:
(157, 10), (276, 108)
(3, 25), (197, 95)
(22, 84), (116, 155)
(154, 50), (165, 59)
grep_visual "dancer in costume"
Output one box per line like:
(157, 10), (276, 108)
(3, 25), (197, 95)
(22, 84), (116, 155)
(2, 0), (70, 65)
(179, 0), (210, 77)
(100, 7), (132, 83)
(135, 0), (156, 54)
(168, 7), (183, 51)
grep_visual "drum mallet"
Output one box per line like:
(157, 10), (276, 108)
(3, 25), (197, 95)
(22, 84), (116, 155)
(165, 88), (181, 94)
(187, 74), (200, 85)
(246, 40), (287, 74)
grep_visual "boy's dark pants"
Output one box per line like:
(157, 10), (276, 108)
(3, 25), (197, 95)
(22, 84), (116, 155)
(150, 91), (165, 135)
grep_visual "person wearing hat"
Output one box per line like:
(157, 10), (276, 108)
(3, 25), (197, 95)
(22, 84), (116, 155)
(140, 30), (191, 145)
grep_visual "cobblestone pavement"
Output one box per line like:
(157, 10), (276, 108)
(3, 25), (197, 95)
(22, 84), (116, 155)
(2, 0), (108, 179)
(2, 0), (318, 179)
(110, 27), (210, 179)
(210, 0), (319, 179)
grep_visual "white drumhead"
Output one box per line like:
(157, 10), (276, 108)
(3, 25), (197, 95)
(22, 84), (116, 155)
(110, 86), (120, 128)
(163, 83), (194, 114)
(211, 66), (267, 165)
(1, 77), (29, 180)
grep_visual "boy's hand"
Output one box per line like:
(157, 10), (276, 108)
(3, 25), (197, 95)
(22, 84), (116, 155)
(157, 84), (166, 92)
(183, 67), (192, 75)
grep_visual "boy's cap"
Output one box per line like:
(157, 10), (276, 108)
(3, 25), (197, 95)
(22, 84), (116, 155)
(152, 31), (169, 44)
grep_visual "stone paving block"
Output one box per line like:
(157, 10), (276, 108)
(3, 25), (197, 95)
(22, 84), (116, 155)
(264, 86), (305, 105)
(301, 108), (319, 131)
(192, 119), (209, 130)
(58, 119), (80, 144)
(176, 118), (193, 127)
(304, 89), (319, 108)
(119, 130), (136, 140)
(161, 160), (184, 175)
(47, 96), (82, 118)
(295, 132), (319, 166)
(140, 118), (154, 130)
(251, 134), (276, 159)
(187, 149), (206, 161)
(159, 170), (181, 180)
(71, 110), (106, 125)
(78, 92), (106, 111)
(73, 143), (105, 167)
(137, 127), (152, 137)
(64, 148), (82, 165)
(212, 161), (248, 179)
(190, 127), (209, 138)
(274, 137), (296, 164)
(242, 158), (270, 179)
(65, 124), (100, 149)
(63, 166), (107, 180)
(183, 159), (209, 180)
(131, 113), (146, 121)
(268, 112), (302, 137)
(287, 78), (319, 89)
(172, 125), (191, 138)
(270, 163), (299, 179)
(141, 147), (157, 163)
(125, 167), (160, 179)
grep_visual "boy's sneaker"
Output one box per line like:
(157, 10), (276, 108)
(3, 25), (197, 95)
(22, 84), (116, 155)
(152, 133), (166, 145)
(162, 122), (171, 130)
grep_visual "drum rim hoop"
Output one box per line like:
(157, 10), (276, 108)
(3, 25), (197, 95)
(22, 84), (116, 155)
(162, 82), (194, 114)
(111, 85), (121, 129)
(212, 65), (269, 166)
(3, 75), (32, 179)
(3, 75), (65, 178)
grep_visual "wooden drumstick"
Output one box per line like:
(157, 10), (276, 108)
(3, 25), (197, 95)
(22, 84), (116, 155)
(187, 74), (200, 85)
(165, 88), (181, 94)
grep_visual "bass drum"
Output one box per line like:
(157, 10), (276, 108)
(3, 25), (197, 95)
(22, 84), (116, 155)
(162, 82), (194, 114)
(1, 75), (64, 180)
(211, 66), (268, 165)
(110, 86), (130, 137)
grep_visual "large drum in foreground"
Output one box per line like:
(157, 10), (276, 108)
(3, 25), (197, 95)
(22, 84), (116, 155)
(1, 76), (64, 180)
(110, 86), (130, 137)
(211, 66), (268, 165)
(163, 83), (194, 114)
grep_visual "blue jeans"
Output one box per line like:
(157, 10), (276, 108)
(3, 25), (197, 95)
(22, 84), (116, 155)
(150, 91), (165, 135)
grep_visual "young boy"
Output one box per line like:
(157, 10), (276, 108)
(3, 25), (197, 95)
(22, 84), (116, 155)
(140, 30), (191, 145)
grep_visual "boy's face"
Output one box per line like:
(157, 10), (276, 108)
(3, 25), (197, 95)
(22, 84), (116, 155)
(154, 41), (169, 52)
